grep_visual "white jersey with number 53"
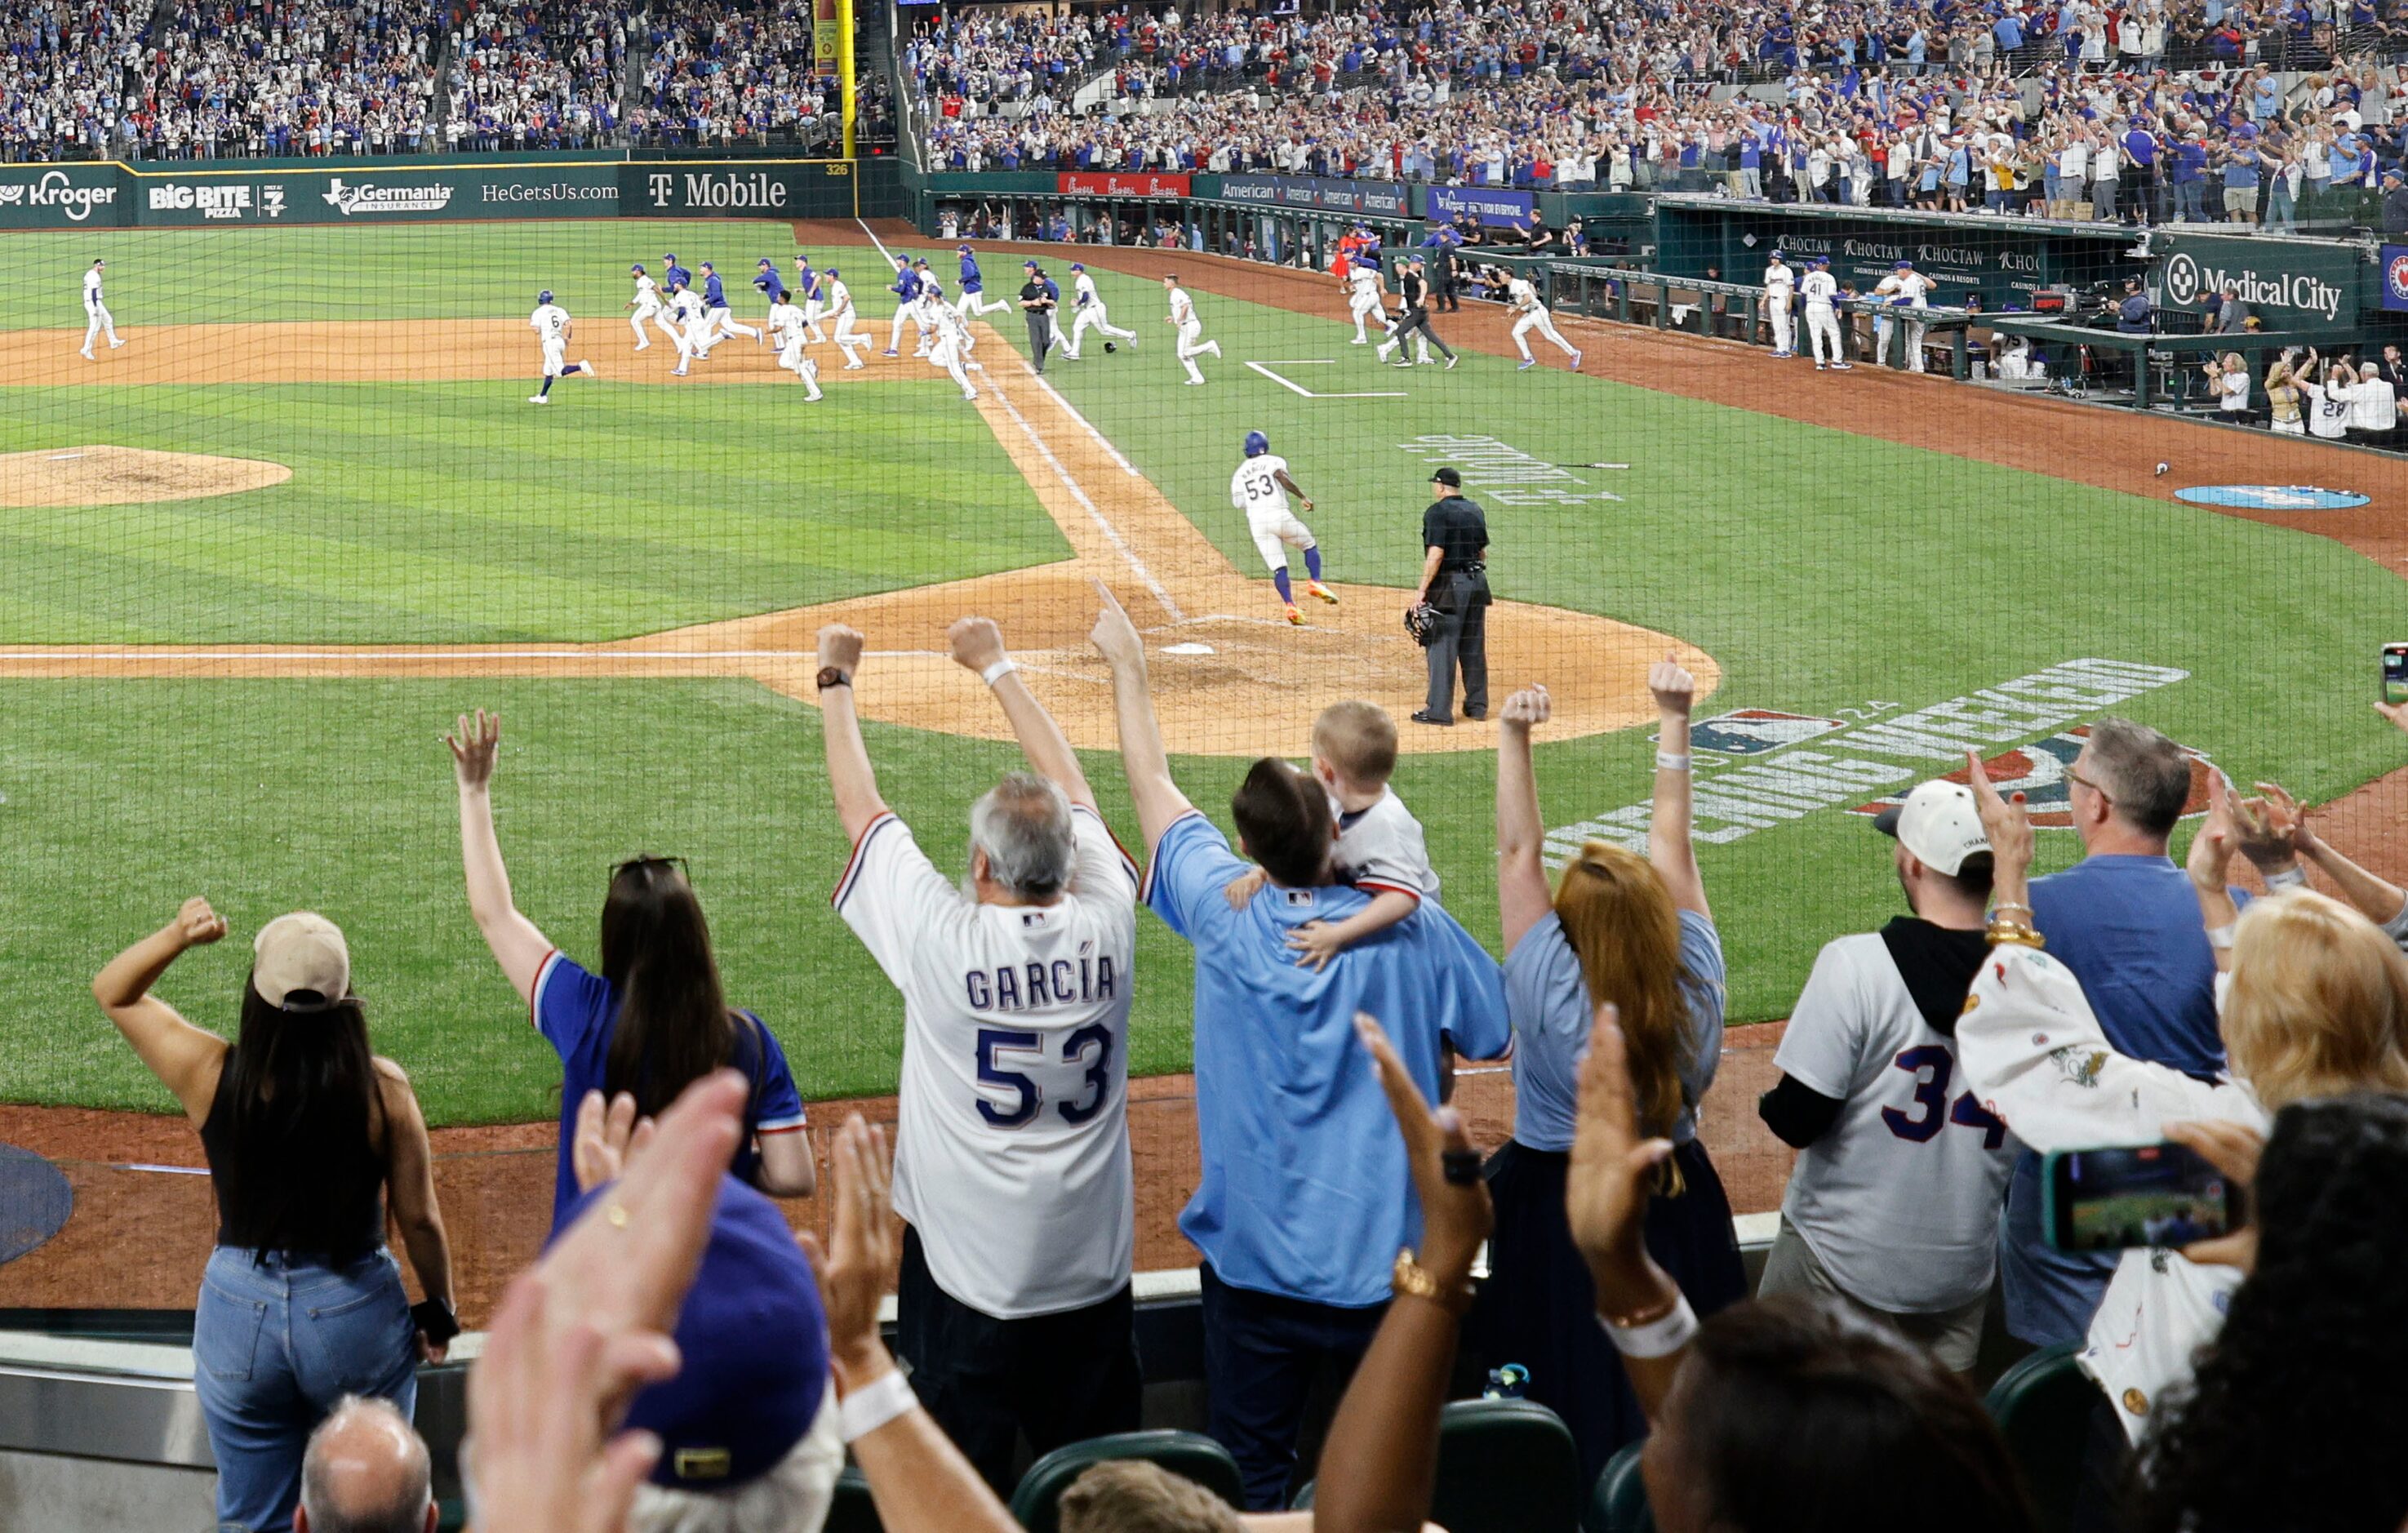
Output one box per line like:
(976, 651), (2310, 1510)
(1231, 452), (1292, 518)
(833, 805), (1138, 1319)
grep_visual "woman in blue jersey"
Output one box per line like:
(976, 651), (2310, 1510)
(445, 709), (813, 1225)
(1477, 653), (1744, 1484)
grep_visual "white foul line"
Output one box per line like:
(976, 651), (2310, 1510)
(1025, 371), (1142, 478)
(1244, 360), (1405, 399)
(988, 377), (1185, 623)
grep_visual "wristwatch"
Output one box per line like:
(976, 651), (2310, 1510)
(411, 1298), (461, 1347)
(1392, 1248), (1474, 1315)
(816, 667), (851, 693)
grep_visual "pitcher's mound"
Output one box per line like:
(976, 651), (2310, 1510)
(0, 446), (291, 509)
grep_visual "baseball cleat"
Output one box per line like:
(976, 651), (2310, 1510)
(881, 349), (899, 357)
(844, 361), (864, 370)
(528, 395), (549, 403)
(962, 389), (979, 400)
(1833, 362), (1854, 370)
(1445, 355), (1458, 370)
(1815, 362), (1828, 371)
(1184, 377), (1206, 384)
(580, 360), (596, 378)
(1351, 337), (1368, 345)
(79, 351), (93, 360)
(109, 339), (125, 349)
(672, 366), (688, 375)
(1571, 352), (1584, 371)
(1517, 358), (1536, 371)
(1307, 581), (1339, 605)
(1206, 341), (1222, 357)
(1283, 604), (1304, 625)
(634, 341), (650, 351)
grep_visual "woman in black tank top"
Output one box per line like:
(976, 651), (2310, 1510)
(94, 900), (455, 1533)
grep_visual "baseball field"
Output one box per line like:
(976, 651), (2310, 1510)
(4, 211), (2406, 1155)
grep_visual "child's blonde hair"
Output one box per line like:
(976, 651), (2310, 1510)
(1312, 700), (1398, 791)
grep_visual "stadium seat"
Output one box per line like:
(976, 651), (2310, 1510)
(823, 1464), (884, 1533)
(1009, 1429), (1245, 1533)
(1983, 1341), (2100, 1533)
(1584, 1439), (1655, 1533)
(1294, 1400), (1583, 1531)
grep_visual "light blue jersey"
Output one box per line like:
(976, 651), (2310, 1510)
(1145, 811), (1508, 1307)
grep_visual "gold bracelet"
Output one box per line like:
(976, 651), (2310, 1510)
(1987, 922), (2046, 950)
(1992, 900), (2033, 918)
(1392, 1248), (1475, 1316)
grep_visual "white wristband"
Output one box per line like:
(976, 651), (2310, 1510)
(980, 658), (1019, 687)
(2206, 922), (2237, 951)
(837, 1369), (917, 1443)
(2263, 864), (2308, 892)
(1655, 750), (1691, 772)
(1599, 1293), (1699, 1359)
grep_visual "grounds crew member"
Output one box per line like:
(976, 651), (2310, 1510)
(1411, 467), (1490, 726)
(1020, 260), (1059, 373)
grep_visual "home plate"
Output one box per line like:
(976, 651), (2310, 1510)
(1161, 642), (1216, 656)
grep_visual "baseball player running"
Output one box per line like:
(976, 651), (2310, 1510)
(1802, 256), (1849, 371)
(928, 299), (980, 402)
(664, 279), (707, 375)
(1232, 430), (1336, 625)
(1762, 250), (1797, 358)
(824, 269), (869, 368)
(953, 245), (1012, 318)
(1505, 272), (1581, 371)
(626, 263), (663, 349)
(1344, 256), (1391, 345)
(767, 290), (823, 401)
(1058, 262), (1137, 360)
(1162, 273), (1221, 385)
(754, 257), (789, 341)
(795, 256), (829, 342)
(909, 260), (945, 355)
(80, 259), (123, 358)
(883, 256), (925, 358)
(1375, 256), (1455, 368)
(526, 289), (596, 403)
(695, 261), (760, 353)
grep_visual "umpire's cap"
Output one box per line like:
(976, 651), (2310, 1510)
(1243, 430), (1269, 458)
(1430, 467), (1463, 488)
(537, 289), (553, 304)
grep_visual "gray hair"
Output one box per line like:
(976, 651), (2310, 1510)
(299, 1396), (432, 1533)
(631, 1394), (844, 1533)
(2084, 716), (2194, 839)
(968, 771), (1077, 899)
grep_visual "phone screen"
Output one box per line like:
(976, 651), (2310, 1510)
(2384, 645), (2408, 706)
(2045, 1144), (2234, 1254)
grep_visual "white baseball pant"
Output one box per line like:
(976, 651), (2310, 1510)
(1061, 304), (1136, 358)
(82, 300), (118, 353)
(1175, 318), (1217, 382)
(1511, 308), (1577, 362)
(1767, 294), (1793, 353)
(831, 311), (868, 365)
(631, 304), (659, 347)
(1249, 508), (1316, 572)
(1805, 304), (1842, 364)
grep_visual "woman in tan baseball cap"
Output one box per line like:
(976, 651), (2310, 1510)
(92, 900), (455, 1533)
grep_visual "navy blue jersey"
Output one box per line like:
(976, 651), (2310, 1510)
(755, 268), (788, 301)
(704, 271), (728, 309)
(665, 261), (691, 291)
(959, 253), (984, 294)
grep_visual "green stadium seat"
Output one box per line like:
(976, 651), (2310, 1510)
(1983, 1341), (2101, 1533)
(823, 1464), (884, 1533)
(1009, 1430), (1245, 1533)
(1584, 1439), (1655, 1533)
(1429, 1398), (1584, 1533)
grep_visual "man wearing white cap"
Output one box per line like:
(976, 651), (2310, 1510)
(1751, 778), (2015, 1372)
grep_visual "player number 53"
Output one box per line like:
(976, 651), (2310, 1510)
(975, 1024), (1116, 1129)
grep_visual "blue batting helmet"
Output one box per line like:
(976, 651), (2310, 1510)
(630, 263), (646, 273)
(1243, 430), (1269, 458)
(824, 267), (837, 278)
(537, 289), (553, 304)
(957, 243), (972, 253)
(1070, 262), (1086, 272)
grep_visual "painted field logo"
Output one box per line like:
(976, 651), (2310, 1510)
(322, 178), (453, 216)
(2174, 485), (2370, 510)
(1685, 710), (1846, 757)
(1849, 726), (2217, 829)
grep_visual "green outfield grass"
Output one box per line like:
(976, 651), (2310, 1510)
(2, 222), (2404, 1122)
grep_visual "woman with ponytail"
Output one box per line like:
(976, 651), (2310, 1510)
(447, 709), (815, 1225)
(1480, 652), (1744, 1482)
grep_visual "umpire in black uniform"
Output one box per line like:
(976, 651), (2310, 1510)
(1019, 259), (1058, 372)
(1414, 467), (1490, 726)
(1382, 256), (1457, 368)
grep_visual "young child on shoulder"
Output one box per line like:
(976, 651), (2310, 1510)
(1225, 700), (1440, 969)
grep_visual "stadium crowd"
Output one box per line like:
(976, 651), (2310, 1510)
(624, 0), (870, 149)
(439, 0), (625, 151)
(911, 1), (2408, 229)
(89, 558), (2408, 1530)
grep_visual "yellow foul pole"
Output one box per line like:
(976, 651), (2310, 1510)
(838, 0), (858, 162)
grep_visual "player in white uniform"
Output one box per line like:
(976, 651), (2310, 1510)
(1505, 274), (1581, 371)
(1230, 431), (1335, 624)
(1872, 259), (1933, 371)
(1801, 256), (1849, 370)
(823, 269), (869, 368)
(766, 294), (822, 401)
(1057, 263), (1137, 360)
(1162, 273), (1221, 385)
(1755, 779), (2013, 1371)
(1344, 256), (1391, 345)
(909, 261), (946, 357)
(927, 298), (980, 402)
(80, 259), (122, 358)
(625, 263), (662, 349)
(816, 615), (1140, 1490)
(664, 281), (707, 376)
(526, 290), (596, 403)
(1762, 250), (1797, 358)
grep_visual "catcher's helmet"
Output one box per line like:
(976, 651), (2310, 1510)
(1242, 430), (1270, 458)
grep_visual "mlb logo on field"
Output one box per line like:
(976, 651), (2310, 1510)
(1849, 726), (2217, 829)
(1679, 709), (1846, 757)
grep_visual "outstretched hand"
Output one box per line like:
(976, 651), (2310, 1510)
(1646, 651), (1695, 718)
(2187, 772), (2240, 893)
(1499, 685), (1551, 732)
(1087, 578), (1145, 670)
(447, 709), (501, 791)
(1565, 1003), (1673, 1281)
(947, 616), (1007, 676)
(1354, 1013), (1491, 1284)
(816, 624), (865, 676)
(797, 1114), (895, 1385)
(171, 896), (229, 949)
(571, 1089), (655, 1197)
(1963, 749), (2035, 885)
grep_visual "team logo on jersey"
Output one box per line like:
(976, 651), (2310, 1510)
(1679, 709), (1846, 757)
(2050, 1046), (2110, 1088)
(1848, 726), (2215, 829)
(322, 178), (454, 216)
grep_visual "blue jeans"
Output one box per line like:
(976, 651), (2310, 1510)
(195, 1246), (419, 1533)
(1997, 1153), (2117, 1346)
